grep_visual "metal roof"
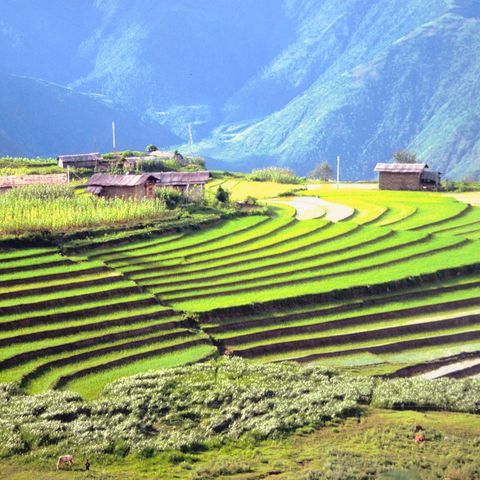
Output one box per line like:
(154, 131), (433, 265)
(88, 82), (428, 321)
(57, 153), (101, 162)
(153, 171), (210, 184)
(374, 163), (428, 173)
(86, 171), (210, 188)
(86, 173), (158, 187)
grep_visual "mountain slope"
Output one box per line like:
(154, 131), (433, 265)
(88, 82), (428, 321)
(0, 73), (179, 157)
(0, 0), (479, 179)
(194, 0), (480, 179)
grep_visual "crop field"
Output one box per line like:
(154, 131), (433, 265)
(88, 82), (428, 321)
(0, 248), (216, 398)
(2, 181), (480, 397)
(0, 185), (176, 235)
(81, 183), (480, 383)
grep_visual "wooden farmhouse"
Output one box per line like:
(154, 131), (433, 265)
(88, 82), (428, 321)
(374, 163), (440, 191)
(156, 171), (210, 196)
(86, 171), (210, 199)
(57, 153), (103, 169)
(0, 174), (68, 192)
(86, 173), (158, 199)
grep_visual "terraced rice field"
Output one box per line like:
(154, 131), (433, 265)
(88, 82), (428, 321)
(0, 248), (215, 398)
(2, 183), (480, 396)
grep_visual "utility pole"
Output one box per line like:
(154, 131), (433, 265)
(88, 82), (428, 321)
(188, 123), (194, 156)
(336, 155), (340, 190)
(112, 121), (117, 152)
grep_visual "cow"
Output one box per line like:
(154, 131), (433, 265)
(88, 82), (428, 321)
(414, 433), (426, 443)
(56, 455), (74, 470)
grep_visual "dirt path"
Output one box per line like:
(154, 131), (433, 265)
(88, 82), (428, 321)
(270, 196), (354, 222)
(421, 358), (480, 379)
(445, 192), (480, 206)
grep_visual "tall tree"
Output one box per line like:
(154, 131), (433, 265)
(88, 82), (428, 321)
(309, 162), (334, 181)
(393, 150), (417, 164)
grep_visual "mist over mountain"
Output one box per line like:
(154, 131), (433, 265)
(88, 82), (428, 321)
(0, 0), (479, 179)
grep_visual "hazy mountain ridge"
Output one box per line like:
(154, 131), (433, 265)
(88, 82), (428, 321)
(0, 72), (179, 157)
(0, 0), (479, 178)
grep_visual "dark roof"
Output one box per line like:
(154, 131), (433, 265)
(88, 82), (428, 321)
(57, 153), (101, 162)
(421, 170), (440, 182)
(152, 171), (210, 185)
(87, 173), (158, 187)
(86, 186), (104, 195)
(374, 163), (428, 173)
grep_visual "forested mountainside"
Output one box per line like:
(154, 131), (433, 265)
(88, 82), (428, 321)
(0, 0), (479, 179)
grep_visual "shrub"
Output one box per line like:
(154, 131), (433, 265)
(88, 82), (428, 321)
(393, 150), (417, 164)
(309, 162), (334, 181)
(146, 144), (159, 152)
(156, 188), (186, 209)
(190, 157), (206, 169)
(215, 186), (230, 204)
(248, 166), (302, 184)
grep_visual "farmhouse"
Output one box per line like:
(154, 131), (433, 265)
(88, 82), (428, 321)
(86, 173), (158, 199)
(86, 171), (210, 199)
(0, 174), (68, 192)
(155, 171), (210, 195)
(374, 163), (440, 191)
(57, 153), (102, 169)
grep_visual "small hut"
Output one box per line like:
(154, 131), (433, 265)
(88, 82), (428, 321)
(86, 173), (158, 199)
(57, 153), (102, 169)
(155, 171), (210, 195)
(374, 163), (440, 191)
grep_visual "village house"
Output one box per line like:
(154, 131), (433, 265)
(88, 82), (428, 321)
(57, 153), (103, 169)
(86, 171), (210, 199)
(155, 171), (210, 196)
(374, 163), (440, 191)
(0, 174), (68, 192)
(86, 173), (158, 199)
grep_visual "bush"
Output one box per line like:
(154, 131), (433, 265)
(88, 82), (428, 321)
(309, 162), (334, 181)
(248, 167), (302, 184)
(156, 188), (186, 209)
(215, 186), (230, 204)
(190, 157), (206, 169)
(146, 144), (159, 152)
(441, 180), (480, 192)
(393, 150), (417, 164)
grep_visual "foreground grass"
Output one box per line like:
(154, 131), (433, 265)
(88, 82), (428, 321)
(2, 408), (479, 479)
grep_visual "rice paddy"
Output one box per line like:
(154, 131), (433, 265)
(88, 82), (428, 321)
(2, 180), (480, 396)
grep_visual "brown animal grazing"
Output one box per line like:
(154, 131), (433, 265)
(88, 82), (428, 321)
(414, 433), (426, 443)
(56, 455), (74, 470)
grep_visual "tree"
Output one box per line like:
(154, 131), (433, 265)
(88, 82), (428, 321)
(215, 186), (229, 204)
(309, 161), (334, 181)
(393, 150), (417, 164)
(146, 144), (158, 152)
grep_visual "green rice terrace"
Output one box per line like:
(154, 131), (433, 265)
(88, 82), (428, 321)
(2, 179), (480, 479)
(1, 183), (480, 398)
